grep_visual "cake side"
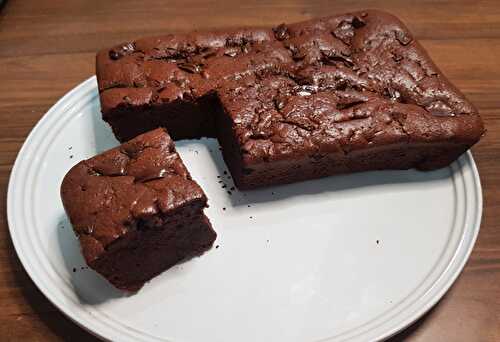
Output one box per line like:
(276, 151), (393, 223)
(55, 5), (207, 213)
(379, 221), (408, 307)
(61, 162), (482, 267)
(215, 10), (484, 188)
(60, 128), (216, 290)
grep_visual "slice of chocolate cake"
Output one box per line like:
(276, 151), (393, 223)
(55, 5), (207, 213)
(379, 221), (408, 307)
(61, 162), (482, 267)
(96, 10), (484, 189)
(60, 128), (216, 291)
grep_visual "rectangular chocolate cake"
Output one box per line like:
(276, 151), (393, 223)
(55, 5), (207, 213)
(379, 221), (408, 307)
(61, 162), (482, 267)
(96, 10), (484, 189)
(60, 128), (216, 291)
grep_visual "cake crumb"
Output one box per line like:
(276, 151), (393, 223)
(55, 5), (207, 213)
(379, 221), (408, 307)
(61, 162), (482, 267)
(68, 146), (72, 150)
(223, 171), (228, 175)
(376, 240), (380, 244)
(249, 216), (253, 219)
(69, 155), (74, 159)
(227, 191), (232, 195)
(217, 175), (221, 178)
(230, 186), (235, 191)
(215, 245), (219, 249)
(247, 205), (251, 208)
(222, 207), (226, 211)
(72, 268), (76, 273)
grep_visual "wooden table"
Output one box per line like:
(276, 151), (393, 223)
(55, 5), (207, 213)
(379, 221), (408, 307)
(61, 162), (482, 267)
(1, 0), (499, 340)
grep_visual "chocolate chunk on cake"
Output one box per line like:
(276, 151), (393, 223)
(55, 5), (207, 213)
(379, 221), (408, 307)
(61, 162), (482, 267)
(96, 10), (484, 189)
(60, 128), (216, 291)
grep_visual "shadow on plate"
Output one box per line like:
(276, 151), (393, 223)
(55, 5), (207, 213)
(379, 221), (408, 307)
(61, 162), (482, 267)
(190, 137), (458, 207)
(56, 214), (127, 305)
(56, 212), (207, 305)
(231, 166), (454, 207)
(90, 103), (118, 154)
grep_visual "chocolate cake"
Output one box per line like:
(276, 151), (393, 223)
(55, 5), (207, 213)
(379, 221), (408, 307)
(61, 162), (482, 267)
(60, 128), (216, 291)
(96, 10), (484, 189)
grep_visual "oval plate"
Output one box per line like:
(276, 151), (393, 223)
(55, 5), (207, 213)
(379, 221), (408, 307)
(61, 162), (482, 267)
(8, 77), (482, 342)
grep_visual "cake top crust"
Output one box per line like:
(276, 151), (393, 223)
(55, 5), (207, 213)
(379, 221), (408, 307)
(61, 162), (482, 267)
(61, 128), (206, 263)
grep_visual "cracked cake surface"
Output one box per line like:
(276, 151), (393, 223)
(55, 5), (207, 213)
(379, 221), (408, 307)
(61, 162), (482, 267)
(96, 10), (484, 189)
(61, 128), (216, 291)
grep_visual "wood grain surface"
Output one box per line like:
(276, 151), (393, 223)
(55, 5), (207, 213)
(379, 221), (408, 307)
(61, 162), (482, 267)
(1, 0), (499, 341)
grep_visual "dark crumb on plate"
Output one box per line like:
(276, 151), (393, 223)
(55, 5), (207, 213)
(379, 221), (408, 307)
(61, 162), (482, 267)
(376, 240), (380, 244)
(216, 245), (219, 249)
(249, 216), (253, 219)
(72, 268), (76, 273)
(227, 190), (232, 195)
(68, 146), (72, 150)
(222, 184), (227, 188)
(222, 207), (226, 211)
(69, 155), (74, 159)
(230, 186), (235, 191)
(223, 171), (228, 175)
(217, 175), (221, 178)
(271, 192), (275, 195)
(247, 205), (251, 208)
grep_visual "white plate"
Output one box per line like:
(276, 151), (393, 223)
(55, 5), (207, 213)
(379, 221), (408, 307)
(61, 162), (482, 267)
(8, 77), (482, 342)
